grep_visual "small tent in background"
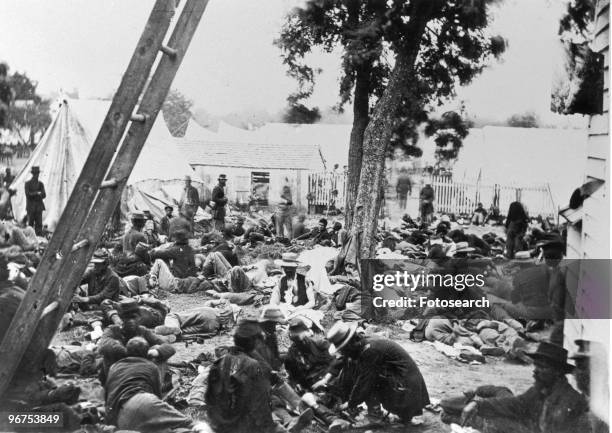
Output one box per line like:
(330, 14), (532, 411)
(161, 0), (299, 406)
(11, 99), (203, 230)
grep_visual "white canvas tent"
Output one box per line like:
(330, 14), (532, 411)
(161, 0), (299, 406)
(11, 99), (203, 229)
(183, 119), (218, 141)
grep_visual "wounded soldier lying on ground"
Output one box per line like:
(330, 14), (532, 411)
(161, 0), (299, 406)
(154, 299), (238, 339)
(423, 315), (531, 362)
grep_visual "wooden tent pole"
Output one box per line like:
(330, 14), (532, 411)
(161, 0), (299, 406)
(0, 0), (177, 397)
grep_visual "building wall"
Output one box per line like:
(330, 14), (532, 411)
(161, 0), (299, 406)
(191, 165), (308, 210)
(564, 0), (610, 424)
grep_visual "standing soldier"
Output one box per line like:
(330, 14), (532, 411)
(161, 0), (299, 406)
(25, 166), (45, 235)
(419, 182), (435, 224)
(211, 174), (228, 232)
(276, 177), (293, 239)
(396, 168), (412, 210)
(179, 175), (199, 217)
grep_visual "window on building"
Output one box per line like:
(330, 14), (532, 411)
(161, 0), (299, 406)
(251, 172), (270, 205)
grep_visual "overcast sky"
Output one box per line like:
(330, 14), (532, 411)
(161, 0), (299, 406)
(0, 0), (574, 123)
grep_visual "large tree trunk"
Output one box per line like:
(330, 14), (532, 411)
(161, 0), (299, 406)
(351, 50), (418, 259)
(344, 65), (371, 230)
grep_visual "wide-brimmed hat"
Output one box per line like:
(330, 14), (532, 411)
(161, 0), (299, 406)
(31, 166), (40, 174)
(454, 241), (475, 254)
(526, 341), (574, 372)
(277, 252), (300, 268)
(259, 306), (287, 324)
(90, 249), (109, 264)
(131, 211), (146, 221)
(117, 299), (140, 319)
(536, 232), (564, 249)
(184, 175), (192, 181)
(164, 205), (173, 211)
(327, 321), (358, 355)
(218, 174), (227, 181)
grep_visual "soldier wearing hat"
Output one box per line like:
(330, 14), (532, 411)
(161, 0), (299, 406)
(24, 165), (46, 235)
(149, 227), (198, 292)
(123, 211), (149, 256)
(285, 316), (337, 391)
(270, 253), (316, 311)
(205, 320), (280, 433)
(159, 204), (174, 237)
(98, 298), (176, 381)
(179, 174), (200, 218)
(254, 306), (287, 371)
(73, 249), (123, 311)
(461, 341), (590, 433)
(210, 174), (228, 231)
(323, 321), (430, 425)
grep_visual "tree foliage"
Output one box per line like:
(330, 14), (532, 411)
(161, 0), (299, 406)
(277, 0), (506, 155)
(424, 111), (471, 163)
(282, 102), (321, 124)
(506, 111), (539, 128)
(7, 70), (51, 146)
(552, 0), (603, 115)
(162, 89), (193, 137)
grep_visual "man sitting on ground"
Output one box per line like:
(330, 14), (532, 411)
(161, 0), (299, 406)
(104, 337), (197, 432)
(270, 253), (316, 313)
(461, 341), (590, 433)
(98, 299), (175, 380)
(472, 203), (487, 226)
(296, 218), (331, 245)
(244, 218), (274, 245)
(292, 215), (308, 240)
(73, 249), (124, 314)
(149, 228), (198, 293)
(123, 212), (148, 256)
(285, 316), (336, 392)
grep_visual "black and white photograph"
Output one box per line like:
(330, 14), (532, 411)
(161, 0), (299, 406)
(0, 0), (609, 432)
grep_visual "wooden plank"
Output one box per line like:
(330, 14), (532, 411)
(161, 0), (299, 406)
(596, 0), (610, 17)
(585, 156), (607, 180)
(587, 134), (611, 159)
(592, 25), (609, 53)
(0, 0), (176, 397)
(18, 0), (210, 376)
(589, 113), (610, 135)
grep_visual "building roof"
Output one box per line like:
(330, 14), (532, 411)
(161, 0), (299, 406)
(176, 139), (324, 170)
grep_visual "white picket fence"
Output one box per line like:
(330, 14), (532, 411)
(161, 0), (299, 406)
(307, 172), (346, 208)
(429, 175), (556, 218)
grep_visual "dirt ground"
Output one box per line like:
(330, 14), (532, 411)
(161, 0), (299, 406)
(160, 291), (534, 433)
(51, 216), (535, 433)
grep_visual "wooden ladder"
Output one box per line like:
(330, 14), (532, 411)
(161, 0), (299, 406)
(0, 0), (210, 397)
